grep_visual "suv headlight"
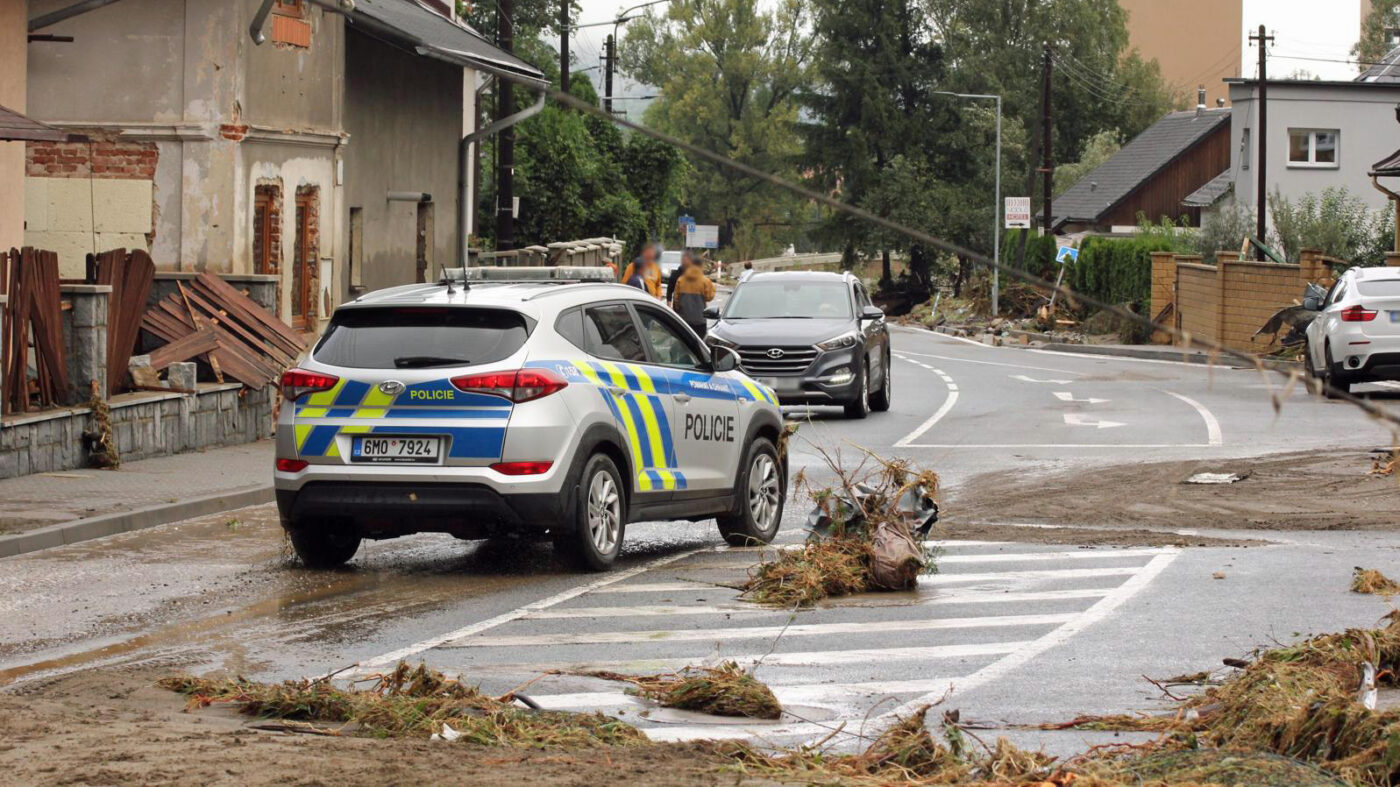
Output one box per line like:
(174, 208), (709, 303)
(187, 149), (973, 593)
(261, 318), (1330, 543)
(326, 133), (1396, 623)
(816, 331), (859, 351)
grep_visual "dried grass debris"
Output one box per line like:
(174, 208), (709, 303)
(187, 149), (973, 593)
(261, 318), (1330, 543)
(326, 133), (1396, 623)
(575, 661), (782, 720)
(1352, 567), (1400, 597)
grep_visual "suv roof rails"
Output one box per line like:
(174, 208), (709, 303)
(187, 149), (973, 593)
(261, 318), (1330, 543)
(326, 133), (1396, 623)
(439, 265), (618, 287)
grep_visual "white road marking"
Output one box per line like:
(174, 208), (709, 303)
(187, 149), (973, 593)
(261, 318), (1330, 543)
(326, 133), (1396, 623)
(596, 582), (732, 594)
(939, 548), (1163, 563)
(1013, 372), (1075, 386)
(1163, 390), (1224, 447)
(530, 677), (966, 712)
(893, 353), (959, 447)
(527, 604), (764, 619)
(1027, 348), (1249, 370)
(900, 442), (1215, 449)
(1053, 391), (1109, 404)
(882, 550), (1181, 722)
(930, 587), (1112, 604)
(924, 566), (1141, 584)
(896, 349), (1086, 375)
(1063, 412), (1125, 429)
(444, 612), (1077, 649)
(353, 548), (706, 670)
(644, 721), (846, 743)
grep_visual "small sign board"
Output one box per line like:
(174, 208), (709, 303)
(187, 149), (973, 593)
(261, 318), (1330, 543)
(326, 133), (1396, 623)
(1056, 246), (1080, 265)
(677, 214), (697, 235)
(686, 224), (719, 249)
(1004, 197), (1032, 229)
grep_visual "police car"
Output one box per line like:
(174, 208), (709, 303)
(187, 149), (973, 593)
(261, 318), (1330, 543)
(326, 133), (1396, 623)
(274, 267), (787, 570)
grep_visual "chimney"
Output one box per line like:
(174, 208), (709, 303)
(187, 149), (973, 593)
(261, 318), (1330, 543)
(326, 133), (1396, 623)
(1196, 85), (1207, 116)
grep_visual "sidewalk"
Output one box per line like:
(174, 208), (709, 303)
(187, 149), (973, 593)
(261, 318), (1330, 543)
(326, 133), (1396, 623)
(0, 440), (274, 558)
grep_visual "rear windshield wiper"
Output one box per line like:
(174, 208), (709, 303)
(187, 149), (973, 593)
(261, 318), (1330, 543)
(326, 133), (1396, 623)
(394, 356), (472, 368)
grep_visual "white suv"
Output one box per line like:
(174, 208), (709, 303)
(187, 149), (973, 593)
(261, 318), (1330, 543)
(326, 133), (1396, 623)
(1305, 266), (1400, 395)
(274, 270), (786, 570)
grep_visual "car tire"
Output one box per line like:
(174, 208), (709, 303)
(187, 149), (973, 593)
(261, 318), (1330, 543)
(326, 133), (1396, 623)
(288, 522), (361, 569)
(554, 453), (626, 572)
(718, 437), (785, 546)
(869, 349), (892, 412)
(1324, 344), (1349, 399)
(844, 360), (871, 419)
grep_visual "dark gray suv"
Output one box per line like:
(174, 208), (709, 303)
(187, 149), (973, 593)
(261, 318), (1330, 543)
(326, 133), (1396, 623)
(704, 271), (891, 418)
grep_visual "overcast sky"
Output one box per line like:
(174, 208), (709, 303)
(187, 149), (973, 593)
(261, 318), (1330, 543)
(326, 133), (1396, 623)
(566, 0), (1368, 98)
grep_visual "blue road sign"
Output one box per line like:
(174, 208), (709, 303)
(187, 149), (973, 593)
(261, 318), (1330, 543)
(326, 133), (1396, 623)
(1056, 246), (1080, 265)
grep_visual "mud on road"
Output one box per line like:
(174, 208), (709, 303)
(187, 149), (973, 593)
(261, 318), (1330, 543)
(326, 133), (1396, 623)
(952, 449), (1400, 533)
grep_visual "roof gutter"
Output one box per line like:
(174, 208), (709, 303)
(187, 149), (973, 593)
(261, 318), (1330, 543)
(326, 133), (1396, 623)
(29, 0), (126, 32)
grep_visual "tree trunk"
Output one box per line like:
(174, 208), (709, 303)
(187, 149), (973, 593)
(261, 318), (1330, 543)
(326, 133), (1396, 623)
(881, 249), (892, 284)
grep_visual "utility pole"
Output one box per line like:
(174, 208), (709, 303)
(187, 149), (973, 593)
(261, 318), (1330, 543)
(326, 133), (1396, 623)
(496, 0), (516, 251)
(603, 33), (615, 115)
(560, 1), (570, 94)
(1040, 43), (1054, 236)
(1250, 24), (1274, 261)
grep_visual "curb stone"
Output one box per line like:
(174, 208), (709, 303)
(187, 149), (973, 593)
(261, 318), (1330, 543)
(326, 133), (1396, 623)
(1038, 342), (1304, 372)
(0, 484), (274, 559)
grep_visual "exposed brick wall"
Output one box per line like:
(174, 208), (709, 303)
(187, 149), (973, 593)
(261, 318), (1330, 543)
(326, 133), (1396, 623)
(26, 137), (157, 180)
(1149, 251), (1175, 344)
(293, 184), (320, 325)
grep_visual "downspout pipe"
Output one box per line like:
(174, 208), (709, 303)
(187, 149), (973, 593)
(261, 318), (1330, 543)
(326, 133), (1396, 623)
(29, 0), (126, 31)
(457, 88), (546, 266)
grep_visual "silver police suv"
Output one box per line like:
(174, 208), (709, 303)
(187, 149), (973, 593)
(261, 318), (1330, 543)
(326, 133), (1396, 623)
(274, 268), (787, 570)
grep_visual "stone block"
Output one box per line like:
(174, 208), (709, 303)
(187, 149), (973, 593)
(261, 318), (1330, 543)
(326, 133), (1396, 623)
(168, 362), (197, 392)
(92, 179), (154, 233)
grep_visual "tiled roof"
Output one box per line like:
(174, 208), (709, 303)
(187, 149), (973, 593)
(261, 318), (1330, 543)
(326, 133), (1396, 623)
(351, 0), (545, 82)
(1182, 169), (1233, 207)
(1052, 108), (1231, 226)
(0, 105), (69, 142)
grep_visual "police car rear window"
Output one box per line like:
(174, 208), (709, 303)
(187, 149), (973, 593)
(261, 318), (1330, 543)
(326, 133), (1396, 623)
(313, 307), (530, 369)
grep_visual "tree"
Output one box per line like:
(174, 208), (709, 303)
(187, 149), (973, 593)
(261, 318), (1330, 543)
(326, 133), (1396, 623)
(1355, 0), (1400, 68)
(620, 0), (814, 257)
(1054, 129), (1120, 196)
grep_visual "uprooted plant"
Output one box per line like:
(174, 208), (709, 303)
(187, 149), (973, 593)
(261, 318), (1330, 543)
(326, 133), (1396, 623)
(742, 446), (940, 607)
(568, 661), (782, 720)
(160, 661), (646, 746)
(1352, 567), (1400, 597)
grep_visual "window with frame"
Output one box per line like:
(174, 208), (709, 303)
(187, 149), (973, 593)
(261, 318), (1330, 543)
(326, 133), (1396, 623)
(1288, 129), (1339, 168)
(636, 308), (706, 370)
(583, 304), (647, 362)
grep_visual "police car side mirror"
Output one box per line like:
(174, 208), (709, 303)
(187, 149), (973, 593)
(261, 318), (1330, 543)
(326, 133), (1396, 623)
(703, 306), (720, 320)
(860, 305), (884, 321)
(712, 346), (740, 373)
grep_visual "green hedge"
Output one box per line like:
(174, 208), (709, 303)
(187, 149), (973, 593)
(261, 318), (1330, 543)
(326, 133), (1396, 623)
(1068, 236), (1174, 310)
(1003, 230), (1059, 281)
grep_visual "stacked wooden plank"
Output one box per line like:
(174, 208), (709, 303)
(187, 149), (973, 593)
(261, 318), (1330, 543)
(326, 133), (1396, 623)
(90, 248), (155, 395)
(140, 272), (306, 390)
(1, 248), (70, 413)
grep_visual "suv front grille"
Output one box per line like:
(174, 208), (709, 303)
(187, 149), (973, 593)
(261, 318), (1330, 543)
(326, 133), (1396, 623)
(737, 345), (818, 375)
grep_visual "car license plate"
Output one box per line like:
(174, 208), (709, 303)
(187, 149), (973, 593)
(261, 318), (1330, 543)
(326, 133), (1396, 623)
(1390, 311), (1400, 323)
(351, 436), (441, 464)
(759, 377), (799, 393)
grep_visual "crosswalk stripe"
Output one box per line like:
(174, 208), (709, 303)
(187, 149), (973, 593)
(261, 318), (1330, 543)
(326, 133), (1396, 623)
(443, 612), (1075, 648)
(925, 566), (1141, 584)
(596, 582), (730, 594)
(527, 677), (964, 712)
(529, 587), (1113, 619)
(938, 548), (1166, 564)
(457, 641), (1029, 674)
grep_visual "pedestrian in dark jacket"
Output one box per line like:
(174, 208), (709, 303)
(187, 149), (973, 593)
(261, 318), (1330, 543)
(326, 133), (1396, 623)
(670, 254), (716, 337)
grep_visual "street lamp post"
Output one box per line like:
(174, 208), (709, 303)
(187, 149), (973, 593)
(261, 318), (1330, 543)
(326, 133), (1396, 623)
(933, 92), (1002, 316)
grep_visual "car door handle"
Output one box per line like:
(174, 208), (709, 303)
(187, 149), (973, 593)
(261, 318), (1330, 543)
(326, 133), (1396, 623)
(674, 393), (692, 404)
(608, 386), (627, 397)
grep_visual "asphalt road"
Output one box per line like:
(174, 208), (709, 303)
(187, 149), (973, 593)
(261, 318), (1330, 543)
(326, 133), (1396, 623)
(3, 326), (1399, 753)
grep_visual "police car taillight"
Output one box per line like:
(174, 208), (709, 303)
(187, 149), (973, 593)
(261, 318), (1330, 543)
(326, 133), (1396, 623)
(450, 369), (568, 403)
(280, 369), (340, 401)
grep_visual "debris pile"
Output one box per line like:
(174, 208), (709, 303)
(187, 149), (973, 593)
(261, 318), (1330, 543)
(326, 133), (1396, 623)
(1047, 611), (1400, 785)
(1351, 567), (1400, 597)
(743, 454), (939, 607)
(576, 661), (782, 720)
(161, 661), (646, 747)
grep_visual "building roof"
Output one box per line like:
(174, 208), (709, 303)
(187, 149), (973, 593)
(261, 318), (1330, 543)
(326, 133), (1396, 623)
(1371, 148), (1400, 177)
(1182, 169), (1233, 207)
(349, 0), (545, 84)
(1052, 108), (1231, 227)
(1358, 46), (1400, 83)
(0, 104), (70, 142)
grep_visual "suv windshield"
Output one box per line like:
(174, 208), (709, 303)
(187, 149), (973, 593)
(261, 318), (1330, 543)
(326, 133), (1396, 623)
(724, 281), (853, 319)
(313, 307), (529, 369)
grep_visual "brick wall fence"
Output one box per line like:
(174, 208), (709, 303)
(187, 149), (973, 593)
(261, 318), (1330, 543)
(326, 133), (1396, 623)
(0, 270), (280, 480)
(1150, 249), (1366, 353)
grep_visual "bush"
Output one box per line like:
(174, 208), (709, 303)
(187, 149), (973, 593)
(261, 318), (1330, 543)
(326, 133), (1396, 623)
(1003, 229), (1059, 280)
(1069, 235), (1176, 311)
(1268, 187), (1392, 266)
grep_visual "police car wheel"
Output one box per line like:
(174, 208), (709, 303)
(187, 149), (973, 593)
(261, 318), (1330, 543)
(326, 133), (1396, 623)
(718, 438), (784, 546)
(843, 361), (871, 419)
(555, 453), (626, 571)
(870, 349), (892, 412)
(288, 523), (361, 569)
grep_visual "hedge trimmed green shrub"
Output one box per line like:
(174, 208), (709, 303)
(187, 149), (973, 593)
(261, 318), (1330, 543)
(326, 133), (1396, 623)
(1069, 235), (1175, 311)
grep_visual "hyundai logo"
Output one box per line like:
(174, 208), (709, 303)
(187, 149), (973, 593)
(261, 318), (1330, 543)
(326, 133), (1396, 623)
(766, 348), (785, 359)
(378, 380), (405, 396)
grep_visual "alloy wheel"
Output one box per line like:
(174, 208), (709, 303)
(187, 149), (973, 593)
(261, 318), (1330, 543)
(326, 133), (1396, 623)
(587, 471), (620, 554)
(748, 453), (781, 531)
